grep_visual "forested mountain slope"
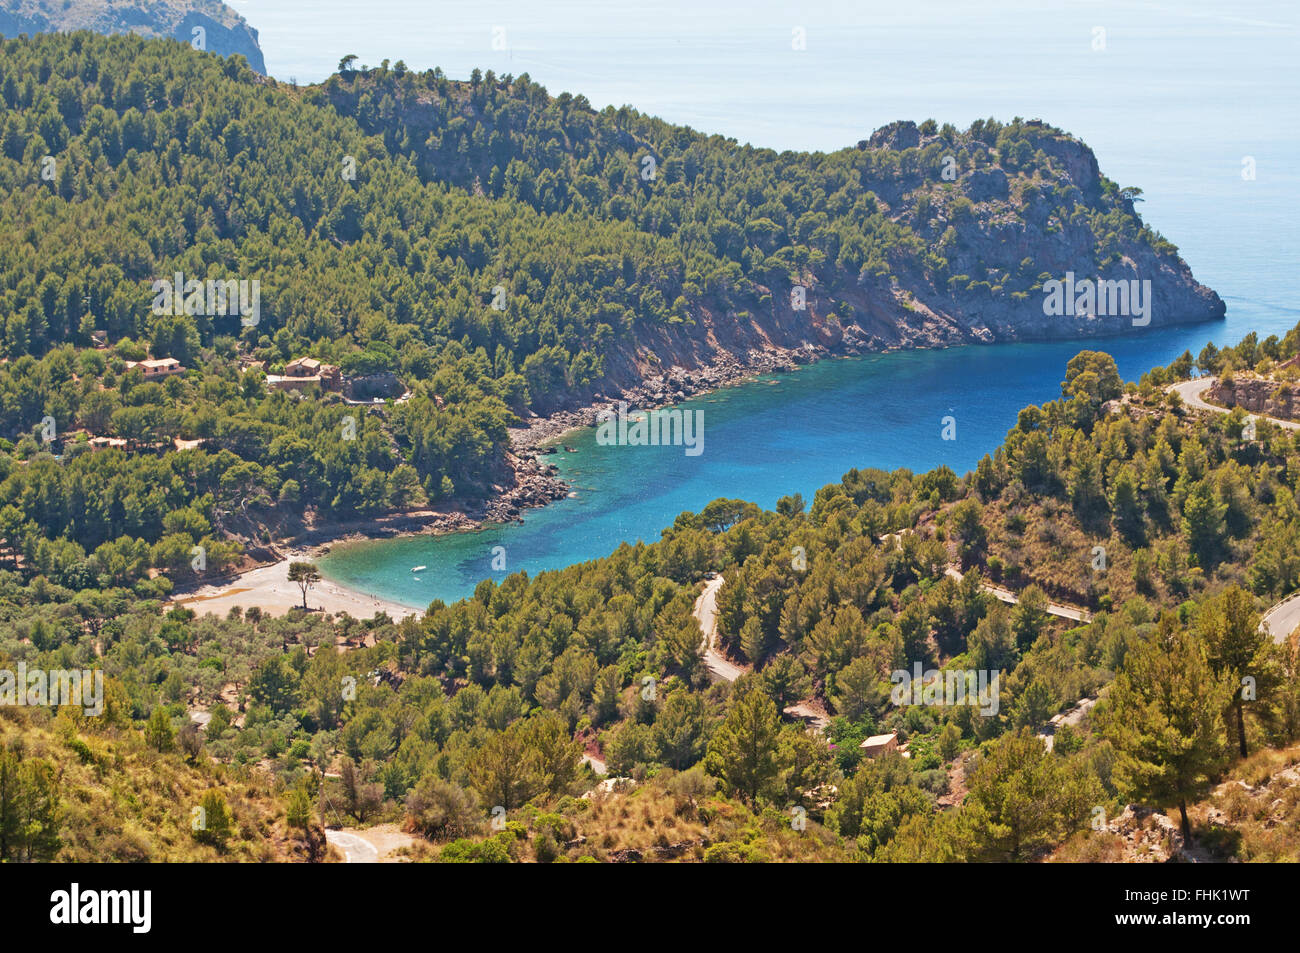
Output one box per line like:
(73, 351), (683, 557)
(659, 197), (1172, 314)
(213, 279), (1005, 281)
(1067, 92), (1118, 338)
(0, 31), (1222, 591)
(7, 329), (1300, 862)
(321, 61), (1222, 391)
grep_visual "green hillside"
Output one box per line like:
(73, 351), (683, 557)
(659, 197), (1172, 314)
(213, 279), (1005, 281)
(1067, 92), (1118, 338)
(0, 31), (1224, 593)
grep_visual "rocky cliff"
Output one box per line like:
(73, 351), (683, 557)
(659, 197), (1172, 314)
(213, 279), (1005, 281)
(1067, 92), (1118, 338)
(0, 0), (265, 72)
(322, 73), (1225, 405)
(1207, 376), (1300, 421)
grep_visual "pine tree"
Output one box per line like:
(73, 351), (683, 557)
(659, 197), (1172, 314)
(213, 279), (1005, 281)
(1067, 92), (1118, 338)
(287, 785), (313, 830)
(193, 790), (234, 849)
(704, 682), (782, 805)
(288, 561), (321, 610)
(0, 746), (60, 862)
(759, 654), (813, 713)
(1099, 616), (1232, 843)
(652, 691), (705, 769)
(964, 728), (1101, 860)
(739, 616), (768, 666)
(468, 719), (543, 811)
(1181, 480), (1226, 567)
(1198, 586), (1279, 758)
(144, 706), (175, 753)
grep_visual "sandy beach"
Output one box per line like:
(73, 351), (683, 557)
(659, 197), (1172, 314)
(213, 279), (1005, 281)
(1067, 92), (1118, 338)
(170, 554), (424, 621)
(167, 348), (825, 625)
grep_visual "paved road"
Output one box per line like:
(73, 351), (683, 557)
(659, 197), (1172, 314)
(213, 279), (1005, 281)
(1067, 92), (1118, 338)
(1169, 377), (1300, 646)
(691, 575), (830, 729)
(325, 829), (379, 864)
(1168, 377), (1300, 431)
(1261, 592), (1300, 646)
(1037, 696), (1098, 751)
(943, 567), (1093, 623)
(693, 576), (744, 682)
(693, 571), (1090, 738)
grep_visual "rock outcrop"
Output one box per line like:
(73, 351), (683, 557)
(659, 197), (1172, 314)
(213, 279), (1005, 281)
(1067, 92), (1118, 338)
(0, 0), (266, 73)
(325, 75), (1226, 411)
(1207, 376), (1300, 421)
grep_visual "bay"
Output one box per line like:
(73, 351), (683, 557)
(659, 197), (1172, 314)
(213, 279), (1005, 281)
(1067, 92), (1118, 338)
(319, 296), (1296, 609)
(239, 0), (1298, 605)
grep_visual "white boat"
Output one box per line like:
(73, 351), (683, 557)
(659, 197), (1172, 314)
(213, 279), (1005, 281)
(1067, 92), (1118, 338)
(410, 565), (427, 573)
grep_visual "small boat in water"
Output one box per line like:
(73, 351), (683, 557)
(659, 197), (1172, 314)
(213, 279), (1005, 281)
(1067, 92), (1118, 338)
(410, 565), (427, 573)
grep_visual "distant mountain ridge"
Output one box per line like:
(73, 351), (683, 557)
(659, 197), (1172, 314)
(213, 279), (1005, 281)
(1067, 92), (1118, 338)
(0, 0), (265, 72)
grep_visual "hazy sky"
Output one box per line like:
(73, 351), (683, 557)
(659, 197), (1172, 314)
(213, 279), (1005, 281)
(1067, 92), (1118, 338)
(235, 0), (1296, 150)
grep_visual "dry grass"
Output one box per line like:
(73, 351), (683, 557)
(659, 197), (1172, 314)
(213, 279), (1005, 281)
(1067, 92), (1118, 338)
(0, 706), (304, 862)
(425, 774), (852, 863)
(1196, 744), (1300, 862)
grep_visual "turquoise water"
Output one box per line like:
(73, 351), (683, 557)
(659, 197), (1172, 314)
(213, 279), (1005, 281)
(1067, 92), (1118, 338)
(259, 0), (1300, 605)
(319, 298), (1297, 609)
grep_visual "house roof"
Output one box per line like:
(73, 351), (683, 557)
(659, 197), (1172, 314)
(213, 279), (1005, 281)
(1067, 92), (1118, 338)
(860, 732), (898, 748)
(126, 358), (182, 372)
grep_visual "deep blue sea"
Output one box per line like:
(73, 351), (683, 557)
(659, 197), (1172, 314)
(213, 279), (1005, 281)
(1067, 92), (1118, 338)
(240, 0), (1300, 605)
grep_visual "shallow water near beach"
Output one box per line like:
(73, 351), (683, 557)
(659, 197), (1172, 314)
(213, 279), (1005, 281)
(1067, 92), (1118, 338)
(303, 0), (1300, 608)
(319, 297), (1298, 609)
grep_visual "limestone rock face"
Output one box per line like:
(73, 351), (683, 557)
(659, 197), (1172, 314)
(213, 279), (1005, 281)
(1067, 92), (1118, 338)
(1208, 377), (1300, 421)
(0, 0), (266, 73)
(965, 167), (1009, 202)
(865, 120), (922, 151)
(175, 8), (266, 74)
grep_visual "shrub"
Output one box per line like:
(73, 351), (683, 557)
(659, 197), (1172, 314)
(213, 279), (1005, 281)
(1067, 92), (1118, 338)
(405, 777), (481, 840)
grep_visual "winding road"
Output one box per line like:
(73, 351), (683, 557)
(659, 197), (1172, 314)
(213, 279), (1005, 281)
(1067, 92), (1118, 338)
(1168, 376), (1300, 432)
(692, 571), (1100, 742)
(325, 829), (379, 864)
(694, 576), (744, 682)
(1261, 592), (1300, 647)
(692, 575), (829, 729)
(1167, 376), (1300, 646)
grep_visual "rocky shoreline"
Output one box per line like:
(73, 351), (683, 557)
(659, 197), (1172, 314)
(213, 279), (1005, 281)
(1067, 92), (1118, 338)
(204, 340), (834, 584)
(491, 342), (827, 518)
(510, 342), (824, 454)
(185, 321), (1218, 610)
(307, 336), (909, 546)
(218, 311), (1226, 579)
